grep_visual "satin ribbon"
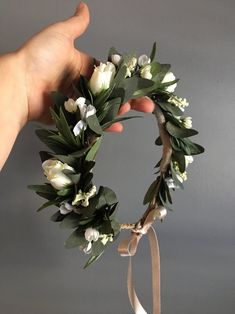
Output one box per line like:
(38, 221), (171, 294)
(118, 210), (161, 314)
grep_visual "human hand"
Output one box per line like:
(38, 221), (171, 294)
(16, 2), (154, 130)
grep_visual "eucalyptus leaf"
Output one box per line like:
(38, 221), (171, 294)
(60, 212), (81, 229)
(150, 42), (157, 61)
(158, 101), (183, 116)
(36, 198), (61, 212)
(166, 121), (198, 138)
(64, 228), (86, 249)
(84, 252), (104, 269)
(85, 137), (102, 161)
(86, 114), (103, 135)
(50, 210), (65, 222)
(143, 177), (160, 205)
(102, 115), (142, 130)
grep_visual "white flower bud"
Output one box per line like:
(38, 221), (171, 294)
(89, 62), (116, 95)
(125, 57), (137, 77)
(64, 98), (77, 113)
(165, 177), (179, 189)
(111, 54), (122, 66)
(138, 54), (151, 67)
(156, 207), (167, 220)
(162, 72), (177, 93)
(85, 228), (100, 242)
(59, 202), (75, 215)
(181, 116), (192, 129)
(185, 155), (194, 168)
(42, 159), (74, 190)
(140, 65), (152, 80)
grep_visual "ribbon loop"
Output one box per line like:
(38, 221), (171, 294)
(118, 210), (161, 314)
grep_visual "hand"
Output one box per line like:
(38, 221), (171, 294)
(16, 2), (154, 130)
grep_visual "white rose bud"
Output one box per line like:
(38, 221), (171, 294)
(156, 207), (167, 220)
(181, 116), (192, 129)
(162, 72), (177, 93)
(89, 62), (116, 95)
(140, 65), (152, 80)
(84, 227), (100, 242)
(42, 159), (74, 190)
(64, 98), (77, 113)
(138, 54), (151, 67)
(111, 54), (122, 66)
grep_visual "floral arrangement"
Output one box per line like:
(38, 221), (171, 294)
(29, 43), (204, 268)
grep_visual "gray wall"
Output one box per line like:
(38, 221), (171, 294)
(0, 0), (235, 313)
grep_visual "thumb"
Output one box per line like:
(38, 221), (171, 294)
(63, 2), (90, 39)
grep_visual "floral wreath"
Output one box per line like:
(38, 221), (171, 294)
(29, 43), (204, 268)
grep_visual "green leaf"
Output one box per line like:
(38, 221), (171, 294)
(35, 129), (69, 154)
(94, 84), (116, 108)
(86, 114), (103, 135)
(50, 210), (65, 222)
(60, 212), (81, 229)
(28, 184), (56, 194)
(180, 139), (205, 155)
(113, 65), (128, 87)
(154, 64), (171, 83)
(84, 253), (104, 269)
(99, 97), (121, 124)
(97, 187), (117, 208)
(166, 121), (198, 138)
(158, 101), (183, 116)
(91, 239), (105, 256)
(101, 115), (142, 130)
(64, 228), (86, 249)
(150, 42), (157, 61)
(36, 198), (60, 212)
(143, 177), (160, 205)
(70, 147), (90, 157)
(57, 188), (73, 196)
(85, 137), (102, 161)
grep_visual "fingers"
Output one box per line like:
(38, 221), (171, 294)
(105, 122), (123, 133)
(63, 2), (90, 40)
(130, 97), (155, 113)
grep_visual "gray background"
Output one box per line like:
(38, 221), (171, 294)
(0, 0), (235, 313)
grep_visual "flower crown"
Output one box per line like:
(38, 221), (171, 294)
(29, 43), (204, 267)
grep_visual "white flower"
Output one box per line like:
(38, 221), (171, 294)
(72, 185), (97, 207)
(181, 116), (192, 129)
(85, 227), (100, 242)
(72, 101), (96, 137)
(138, 54), (151, 67)
(83, 241), (92, 254)
(73, 120), (87, 136)
(42, 159), (74, 190)
(89, 62), (116, 95)
(64, 98), (77, 113)
(165, 177), (179, 189)
(167, 95), (189, 112)
(125, 57), (137, 77)
(59, 202), (75, 215)
(185, 155), (194, 168)
(156, 207), (167, 220)
(111, 54), (122, 66)
(140, 65), (152, 80)
(162, 72), (177, 93)
(99, 234), (114, 246)
(173, 161), (188, 183)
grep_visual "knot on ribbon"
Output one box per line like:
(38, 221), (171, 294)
(118, 209), (161, 314)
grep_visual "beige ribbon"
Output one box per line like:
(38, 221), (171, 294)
(118, 210), (161, 314)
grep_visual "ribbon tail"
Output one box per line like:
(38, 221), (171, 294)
(127, 256), (148, 314)
(148, 226), (161, 314)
